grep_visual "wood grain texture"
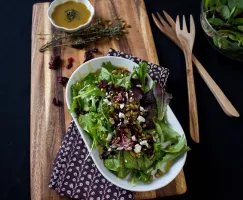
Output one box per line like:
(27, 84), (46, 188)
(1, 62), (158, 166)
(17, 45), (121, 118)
(175, 15), (199, 143)
(31, 1), (187, 200)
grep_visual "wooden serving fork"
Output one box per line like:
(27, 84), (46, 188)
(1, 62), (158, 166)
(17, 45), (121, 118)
(175, 15), (199, 143)
(152, 11), (239, 118)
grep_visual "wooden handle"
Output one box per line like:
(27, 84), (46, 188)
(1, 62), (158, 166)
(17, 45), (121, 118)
(184, 50), (200, 143)
(192, 55), (240, 117)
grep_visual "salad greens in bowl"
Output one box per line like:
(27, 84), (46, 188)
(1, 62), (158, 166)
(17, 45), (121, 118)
(201, 0), (243, 61)
(66, 56), (190, 191)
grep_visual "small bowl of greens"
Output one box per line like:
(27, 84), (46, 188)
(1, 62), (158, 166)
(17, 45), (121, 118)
(201, 0), (243, 61)
(66, 56), (190, 191)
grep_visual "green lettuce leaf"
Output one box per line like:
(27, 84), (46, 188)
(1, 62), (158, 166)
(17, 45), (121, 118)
(133, 62), (149, 92)
(104, 158), (120, 171)
(163, 136), (186, 153)
(113, 73), (133, 89)
(105, 151), (131, 178)
(155, 146), (191, 169)
(132, 170), (151, 183)
(217, 5), (231, 20)
(208, 17), (225, 26)
(102, 61), (116, 72)
(78, 112), (109, 148)
(100, 67), (112, 82)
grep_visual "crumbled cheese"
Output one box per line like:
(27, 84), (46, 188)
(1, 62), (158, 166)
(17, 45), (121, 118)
(106, 95), (111, 98)
(121, 74), (124, 77)
(129, 97), (134, 102)
(125, 159), (127, 163)
(125, 92), (129, 99)
(124, 120), (129, 124)
(120, 103), (125, 109)
(106, 92), (108, 95)
(119, 112), (125, 119)
(106, 133), (113, 141)
(108, 148), (112, 152)
(117, 146), (124, 150)
(104, 98), (111, 106)
(134, 144), (142, 153)
(136, 84), (142, 88)
(140, 140), (149, 147)
(137, 115), (145, 123)
(103, 99), (109, 104)
(140, 106), (145, 111)
(132, 136), (137, 141)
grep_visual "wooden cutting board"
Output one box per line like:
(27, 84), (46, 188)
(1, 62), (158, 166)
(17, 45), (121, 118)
(31, 1), (187, 200)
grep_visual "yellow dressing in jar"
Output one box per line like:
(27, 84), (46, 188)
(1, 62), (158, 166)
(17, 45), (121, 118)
(51, 1), (91, 29)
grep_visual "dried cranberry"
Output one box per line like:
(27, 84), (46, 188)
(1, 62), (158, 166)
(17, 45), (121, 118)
(49, 56), (61, 69)
(57, 76), (69, 87)
(52, 98), (61, 106)
(83, 48), (98, 63)
(66, 57), (74, 69)
(68, 57), (74, 64)
(98, 80), (107, 89)
(84, 50), (93, 63)
(66, 63), (73, 69)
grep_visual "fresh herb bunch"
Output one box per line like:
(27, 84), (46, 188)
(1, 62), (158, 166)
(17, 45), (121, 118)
(39, 18), (128, 52)
(204, 0), (243, 47)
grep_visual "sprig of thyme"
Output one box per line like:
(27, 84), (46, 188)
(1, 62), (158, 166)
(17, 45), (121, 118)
(39, 19), (129, 52)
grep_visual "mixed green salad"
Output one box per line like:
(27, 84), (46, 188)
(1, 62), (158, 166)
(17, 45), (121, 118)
(204, 0), (243, 48)
(70, 61), (190, 184)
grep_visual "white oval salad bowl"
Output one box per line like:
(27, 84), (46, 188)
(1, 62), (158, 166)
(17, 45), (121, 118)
(66, 56), (187, 192)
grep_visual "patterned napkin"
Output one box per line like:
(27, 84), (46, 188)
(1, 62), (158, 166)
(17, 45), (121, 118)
(49, 48), (170, 200)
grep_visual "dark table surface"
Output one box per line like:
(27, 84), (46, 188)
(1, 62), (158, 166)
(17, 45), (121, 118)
(1, 0), (243, 199)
